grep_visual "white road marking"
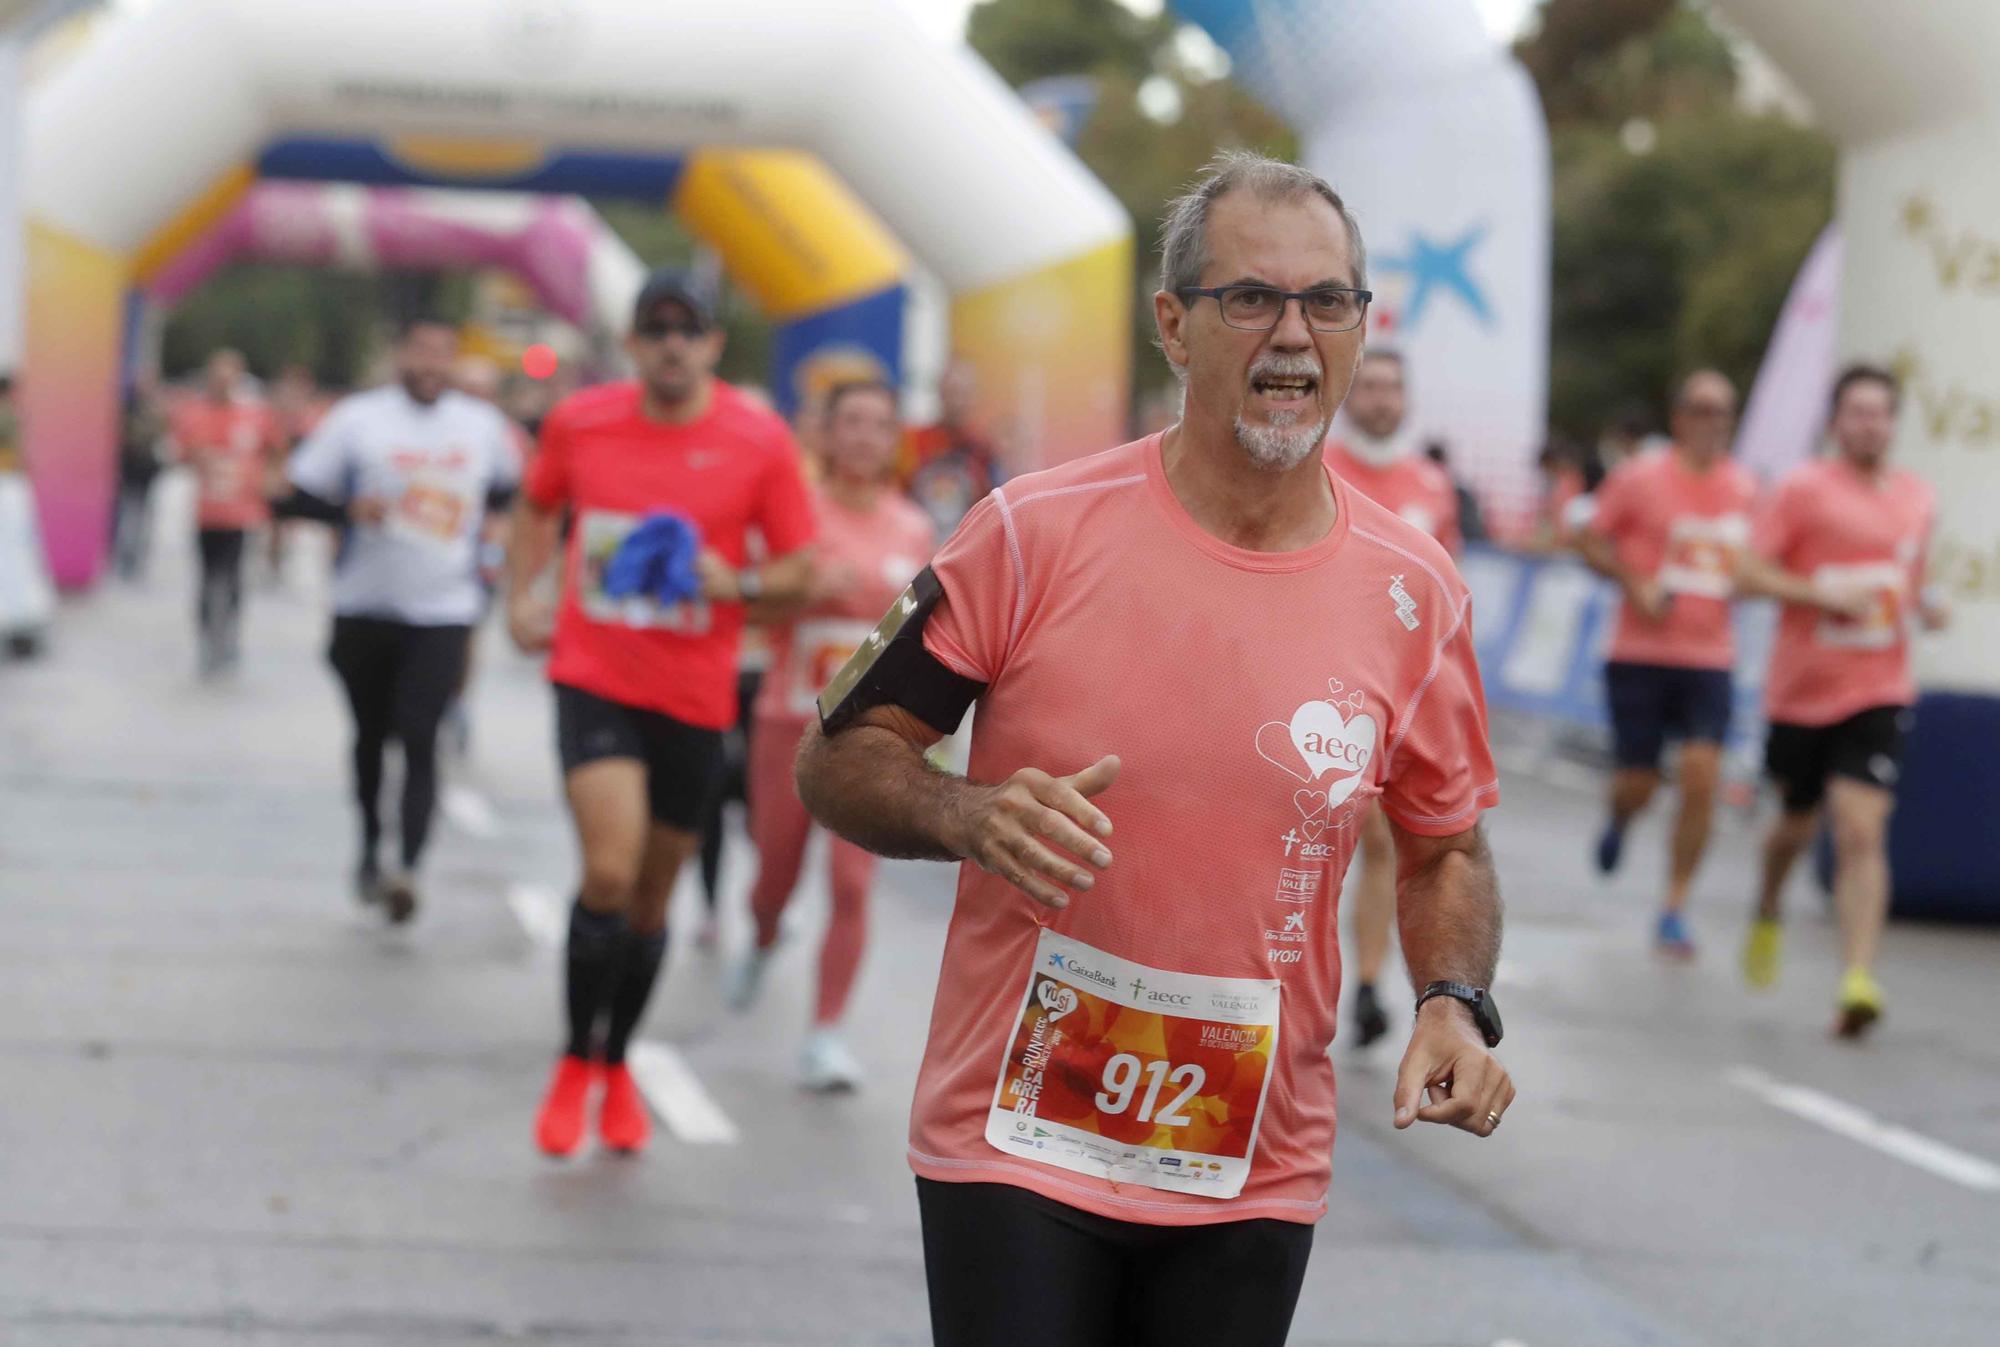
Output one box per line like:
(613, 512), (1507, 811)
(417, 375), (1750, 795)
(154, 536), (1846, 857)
(1728, 1066), (2000, 1192)
(442, 784), (501, 839)
(506, 882), (565, 948)
(628, 1041), (740, 1145)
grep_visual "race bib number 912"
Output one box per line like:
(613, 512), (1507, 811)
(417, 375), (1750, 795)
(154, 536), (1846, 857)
(986, 928), (1280, 1200)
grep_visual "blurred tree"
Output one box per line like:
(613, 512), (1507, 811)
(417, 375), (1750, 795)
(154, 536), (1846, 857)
(968, 0), (1296, 419)
(1522, 1), (1835, 441)
(161, 266), (480, 387)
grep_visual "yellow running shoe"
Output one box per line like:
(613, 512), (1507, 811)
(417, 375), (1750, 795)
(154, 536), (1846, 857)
(1835, 967), (1884, 1039)
(1742, 918), (1782, 990)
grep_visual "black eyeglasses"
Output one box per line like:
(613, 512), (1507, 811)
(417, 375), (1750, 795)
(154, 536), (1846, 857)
(634, 318), (708, 342)
(1176, 284), (1373, 333)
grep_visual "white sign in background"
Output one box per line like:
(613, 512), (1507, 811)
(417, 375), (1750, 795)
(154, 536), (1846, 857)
(1843, 122), (2000, 695)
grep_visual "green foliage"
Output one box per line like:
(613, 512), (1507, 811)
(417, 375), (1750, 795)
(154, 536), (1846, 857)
(967, 0), (1295, 408)
(1526, 1), (1835, 438)
(966, 0), (1165, 86)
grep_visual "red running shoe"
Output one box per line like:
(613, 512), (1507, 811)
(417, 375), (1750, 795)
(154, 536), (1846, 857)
(534, 1055), (597, 1157)
(598, 1061), (652, 1153)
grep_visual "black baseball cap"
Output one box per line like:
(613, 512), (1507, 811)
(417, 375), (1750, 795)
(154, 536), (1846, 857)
(632, 269), (716, 330)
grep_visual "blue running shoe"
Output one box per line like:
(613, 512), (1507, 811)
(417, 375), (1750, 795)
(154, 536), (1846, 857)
(1655, 910), (1696, 960)
(1594, 819), (1625, 875)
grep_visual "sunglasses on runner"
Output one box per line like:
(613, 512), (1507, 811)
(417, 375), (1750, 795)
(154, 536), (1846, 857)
(633, 317), (708, 342)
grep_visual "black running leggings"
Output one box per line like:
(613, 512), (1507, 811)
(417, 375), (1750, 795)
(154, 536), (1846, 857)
(916, 1178), (1314, 1347)
(328, 617), (471, 872)
(697, 667), (765, 910)
(196, 528), (247, 646)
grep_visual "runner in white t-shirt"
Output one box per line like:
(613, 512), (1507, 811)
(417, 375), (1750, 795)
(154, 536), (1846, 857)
(280, 318), (520, 922)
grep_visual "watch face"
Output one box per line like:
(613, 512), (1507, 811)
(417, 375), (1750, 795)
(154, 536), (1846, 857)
(1475, 993), (1503, 1046)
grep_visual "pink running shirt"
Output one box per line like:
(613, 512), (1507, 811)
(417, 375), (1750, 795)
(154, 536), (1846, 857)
(908, 434), (1498, 1227)
(1587, 447), (1758, 670)
(171, 397), (282, 530)
(756, 488), (935, 724)
(1754, 457), (1935, 727)
(1325, 442), (1462, 555)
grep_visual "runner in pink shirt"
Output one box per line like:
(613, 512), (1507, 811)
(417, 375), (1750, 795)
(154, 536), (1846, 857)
(794, 152), (1511, 1347)
(1576, 370), (1757, 958)
(166, 348), (283, 674)
(1736, 364), (1946, 1037)
(725, 380), (936, 1091)
(1324, 348), (1463, 1051)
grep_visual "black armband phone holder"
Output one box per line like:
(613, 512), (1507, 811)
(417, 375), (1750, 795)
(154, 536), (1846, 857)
(816, 565), (986, 737)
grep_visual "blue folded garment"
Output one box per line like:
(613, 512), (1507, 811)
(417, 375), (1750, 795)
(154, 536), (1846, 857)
(602, 512), (704, 606)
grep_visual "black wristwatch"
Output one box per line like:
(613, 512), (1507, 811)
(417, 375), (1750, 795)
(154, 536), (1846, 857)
(1415, 981), (1503, 1048)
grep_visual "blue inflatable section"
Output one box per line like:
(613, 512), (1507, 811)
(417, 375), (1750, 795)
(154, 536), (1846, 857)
(257, 138), (686, 200)
(768, 284), (905, 420)
(1887, 692), (2000, 922)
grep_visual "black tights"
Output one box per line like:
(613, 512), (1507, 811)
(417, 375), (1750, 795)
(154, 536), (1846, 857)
(328, 617), (470, 873)
(196, 528), (247, 659)
(696, 667), (764, 909)
(917, 1179), (1313, 1347)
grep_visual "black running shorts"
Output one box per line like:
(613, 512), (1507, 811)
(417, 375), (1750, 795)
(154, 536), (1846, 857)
(1764, 705), (1910, 813)
(554, 683), (725, 831)
(1603, 660), (1735, 770)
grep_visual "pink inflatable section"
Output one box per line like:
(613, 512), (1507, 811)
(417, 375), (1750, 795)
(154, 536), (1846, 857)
(144, 182), (607, 329)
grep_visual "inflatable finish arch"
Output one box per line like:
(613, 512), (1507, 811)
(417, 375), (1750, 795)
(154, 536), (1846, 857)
(142, 182), (648, 346)
(24, 0), (1131, 587)
(1722, 0), (2000, 918)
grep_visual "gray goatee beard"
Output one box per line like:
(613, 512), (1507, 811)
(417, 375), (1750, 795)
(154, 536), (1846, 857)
(1234, 410), (1329, 473)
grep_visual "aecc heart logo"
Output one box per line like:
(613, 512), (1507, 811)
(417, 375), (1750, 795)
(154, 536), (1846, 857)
(1256, 679), (1378, 812)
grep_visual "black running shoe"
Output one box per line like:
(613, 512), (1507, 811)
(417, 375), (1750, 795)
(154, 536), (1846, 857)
(1354, 983), (1389, 1048)
(355, 860), (383, 906)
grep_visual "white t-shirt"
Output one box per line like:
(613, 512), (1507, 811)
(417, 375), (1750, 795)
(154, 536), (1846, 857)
(289, 385), (521, 626)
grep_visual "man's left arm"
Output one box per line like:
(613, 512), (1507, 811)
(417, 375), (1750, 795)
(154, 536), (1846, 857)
(1389, 821), (1512, 1137)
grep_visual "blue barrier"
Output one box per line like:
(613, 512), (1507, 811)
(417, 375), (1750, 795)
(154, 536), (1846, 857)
(1464, 544), (1998, 923)
(1461, 544), (1771, 748)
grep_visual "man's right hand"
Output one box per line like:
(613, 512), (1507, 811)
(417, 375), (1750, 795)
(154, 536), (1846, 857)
(1816, 585), (1877, 622)
(944, 755), (1120, 910)
(507, 593), (556, 653)
(1627, 577), (1669, 623)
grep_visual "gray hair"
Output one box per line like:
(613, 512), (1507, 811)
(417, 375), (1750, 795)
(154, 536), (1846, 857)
(1159, 150), (1368, 297)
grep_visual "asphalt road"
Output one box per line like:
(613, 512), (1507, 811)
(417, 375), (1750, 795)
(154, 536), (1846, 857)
(2, 476), (1995, 1346)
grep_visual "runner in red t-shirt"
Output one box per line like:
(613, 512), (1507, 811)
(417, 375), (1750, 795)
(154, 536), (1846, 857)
(1576, 370), (1757, 958)
(724, 380), (936, 1090)
(1736, 365), (1947, 1036)
(166, 349), (283, 674)
(1324, 348), (1463, 1050)
(794, 154), (1511, 1346)
(504, 273), (817, 1156)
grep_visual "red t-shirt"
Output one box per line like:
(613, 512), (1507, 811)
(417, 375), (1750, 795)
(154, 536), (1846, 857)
(1754, 458), (1935, 727)
(908, 434), (1498, 1226)
(1325, 442), (1462, 555)
(171, 397), (281, 529)
(524, 380), (816, 729)
(1587, 447), (1758, 670)
(756, 488), (936, 724)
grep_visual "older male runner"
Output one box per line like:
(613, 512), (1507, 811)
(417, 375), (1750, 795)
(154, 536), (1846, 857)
(1326, 348), (1462, 1047)
(1737, 364), (1945, 1036)
(796, 152), (1512, 1347)
(1576, 370), (1757, 958)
